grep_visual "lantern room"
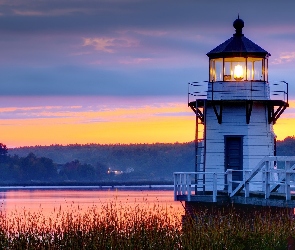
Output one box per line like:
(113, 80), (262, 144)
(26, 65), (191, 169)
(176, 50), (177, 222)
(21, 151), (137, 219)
(208, 17), (269, 83)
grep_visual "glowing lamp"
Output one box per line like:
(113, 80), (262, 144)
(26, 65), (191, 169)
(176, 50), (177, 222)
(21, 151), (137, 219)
(234, 64), (244, 81)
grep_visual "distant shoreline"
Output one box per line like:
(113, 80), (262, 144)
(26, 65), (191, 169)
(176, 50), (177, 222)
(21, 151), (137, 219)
(0, 181), (174, 191)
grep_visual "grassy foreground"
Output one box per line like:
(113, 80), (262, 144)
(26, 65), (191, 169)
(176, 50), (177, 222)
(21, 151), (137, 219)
(0, 203), (294, 249)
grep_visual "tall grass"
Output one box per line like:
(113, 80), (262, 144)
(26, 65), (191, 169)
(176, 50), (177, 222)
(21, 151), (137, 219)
(0, 203), (294, 249)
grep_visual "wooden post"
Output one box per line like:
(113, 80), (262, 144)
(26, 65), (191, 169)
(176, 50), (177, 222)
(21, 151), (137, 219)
(262, 165), (266, 192)
(179, 174), (182, 195)
(244, 170), (250, 198)
(213, 173), (217, 202)
(174, 173), (177, 200)
(285, 161), (291, 201)
(176, 174), (180, 195)
(180, 174), (182, 195)
(181, 173), (186, 195)
(187, 174), (191, 201)
(265, 161), (270, 199)
(227, 169), (232, 195)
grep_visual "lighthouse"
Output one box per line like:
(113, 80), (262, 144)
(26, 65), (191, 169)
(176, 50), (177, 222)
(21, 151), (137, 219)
(174, 17), (295, 209)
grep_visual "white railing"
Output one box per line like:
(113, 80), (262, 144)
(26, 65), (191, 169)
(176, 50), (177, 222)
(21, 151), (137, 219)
(188, 81), (288, 103)
(207, 81), (270, 101)
(174, 171), (224, 202)
(229, 156), (295, 200)
(174, 156), (295, 202)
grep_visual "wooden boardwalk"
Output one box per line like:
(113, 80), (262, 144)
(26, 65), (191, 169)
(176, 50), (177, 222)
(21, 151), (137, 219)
(174, 156), (295, 208)
(175, 191), (295, 208)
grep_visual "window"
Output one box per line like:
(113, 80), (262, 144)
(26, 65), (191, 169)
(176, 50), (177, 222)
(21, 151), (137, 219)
(209, 57), (267, 82)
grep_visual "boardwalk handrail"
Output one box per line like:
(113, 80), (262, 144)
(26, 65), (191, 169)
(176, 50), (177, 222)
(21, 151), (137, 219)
(229, 156), (295, 200)
(174, 171), (225, 202)
(174, 156), (295, 202)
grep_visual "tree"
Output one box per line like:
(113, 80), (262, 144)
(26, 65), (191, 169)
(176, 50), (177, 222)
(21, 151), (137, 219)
(95, 162), (108, 180)
(61, 160), (97, 181)
(0, 143), (8, 163)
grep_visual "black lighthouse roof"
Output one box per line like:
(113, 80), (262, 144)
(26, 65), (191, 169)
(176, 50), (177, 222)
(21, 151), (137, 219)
(207, 17), (270, 59)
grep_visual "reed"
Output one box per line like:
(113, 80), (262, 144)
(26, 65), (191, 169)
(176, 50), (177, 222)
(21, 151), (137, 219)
(0, 203), (294, 249)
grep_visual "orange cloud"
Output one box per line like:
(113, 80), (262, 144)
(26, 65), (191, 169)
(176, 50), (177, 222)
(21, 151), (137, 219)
(0, 99), (194, 147)
(273, 100), (295, 140)
(1, 96), (294, 148)
(1, 115), (195, 148)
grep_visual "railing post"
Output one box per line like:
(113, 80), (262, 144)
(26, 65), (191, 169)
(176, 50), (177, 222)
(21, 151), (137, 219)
(213, 173), (217, 202)
(285, 161), (291, 200)
(174, 173), (177, 200)
(177, 174), (181, 195)
(178, 174), (181, 195)
(180, 174), (183, 194)
(265, 161), (270, 199)
(227, 169), (232, 195)
(262, 166), (266, 192)
(244, 170), (250, 198)
(187, 174), (191, 201)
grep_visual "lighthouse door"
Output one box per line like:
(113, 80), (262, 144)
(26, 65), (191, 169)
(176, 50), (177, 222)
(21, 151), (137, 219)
(225, 136), (243, 188)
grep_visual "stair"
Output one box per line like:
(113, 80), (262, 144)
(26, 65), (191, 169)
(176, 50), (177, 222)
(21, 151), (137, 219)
(195, 101), (206, 193)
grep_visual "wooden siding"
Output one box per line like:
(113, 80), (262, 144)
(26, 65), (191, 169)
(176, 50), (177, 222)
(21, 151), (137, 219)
(207, 81), (270, 100)
(204, 102), (274, 191)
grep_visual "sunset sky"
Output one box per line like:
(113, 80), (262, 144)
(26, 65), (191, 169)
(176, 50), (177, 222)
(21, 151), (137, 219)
(0, 0), (295, 147)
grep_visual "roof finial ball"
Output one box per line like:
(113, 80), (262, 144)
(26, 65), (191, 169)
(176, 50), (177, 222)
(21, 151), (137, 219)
(233, 15), (244, 36)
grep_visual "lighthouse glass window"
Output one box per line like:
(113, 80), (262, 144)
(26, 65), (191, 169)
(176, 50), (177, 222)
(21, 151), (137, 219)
(209, 57), (267, 82)
(209, 58), (223, 81)
(247, 58), (264, 81)
(224, 58), (246, 81)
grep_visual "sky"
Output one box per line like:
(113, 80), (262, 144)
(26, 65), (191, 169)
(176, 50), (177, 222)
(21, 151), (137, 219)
(0, 0), (294, 147)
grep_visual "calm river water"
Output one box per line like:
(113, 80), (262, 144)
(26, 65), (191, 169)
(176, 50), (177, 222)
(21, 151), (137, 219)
(0, 187), (185, 222)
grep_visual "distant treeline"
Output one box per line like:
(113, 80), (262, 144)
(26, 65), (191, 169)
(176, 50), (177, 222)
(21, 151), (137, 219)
(4, 142), (195, 183)
(1, 137), (295, 184)
(0, 152), (109, 184)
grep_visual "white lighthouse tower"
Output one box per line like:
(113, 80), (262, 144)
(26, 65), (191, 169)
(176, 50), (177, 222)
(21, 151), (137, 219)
(174, 17), (294, 209)
(199, 17), (280, 190)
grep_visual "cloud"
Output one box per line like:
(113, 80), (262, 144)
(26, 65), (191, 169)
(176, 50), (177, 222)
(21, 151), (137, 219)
(272, 52), (295, 65)
(12, 10), (44, 16)
(131, 29), (168, 37)
(83, 36), (139, 53)
(279, 101), (295, 118)
(12, 9), (91, 17)
(0, 96), (189, 125)
(118, 57), (152, 65)
(0, 0), (293, 98)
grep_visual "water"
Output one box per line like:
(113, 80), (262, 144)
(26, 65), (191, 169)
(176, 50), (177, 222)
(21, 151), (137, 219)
(0, 187), (184, 224)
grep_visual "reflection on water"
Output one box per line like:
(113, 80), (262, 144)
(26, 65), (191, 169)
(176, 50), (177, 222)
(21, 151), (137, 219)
(0, 188), (185, 226)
